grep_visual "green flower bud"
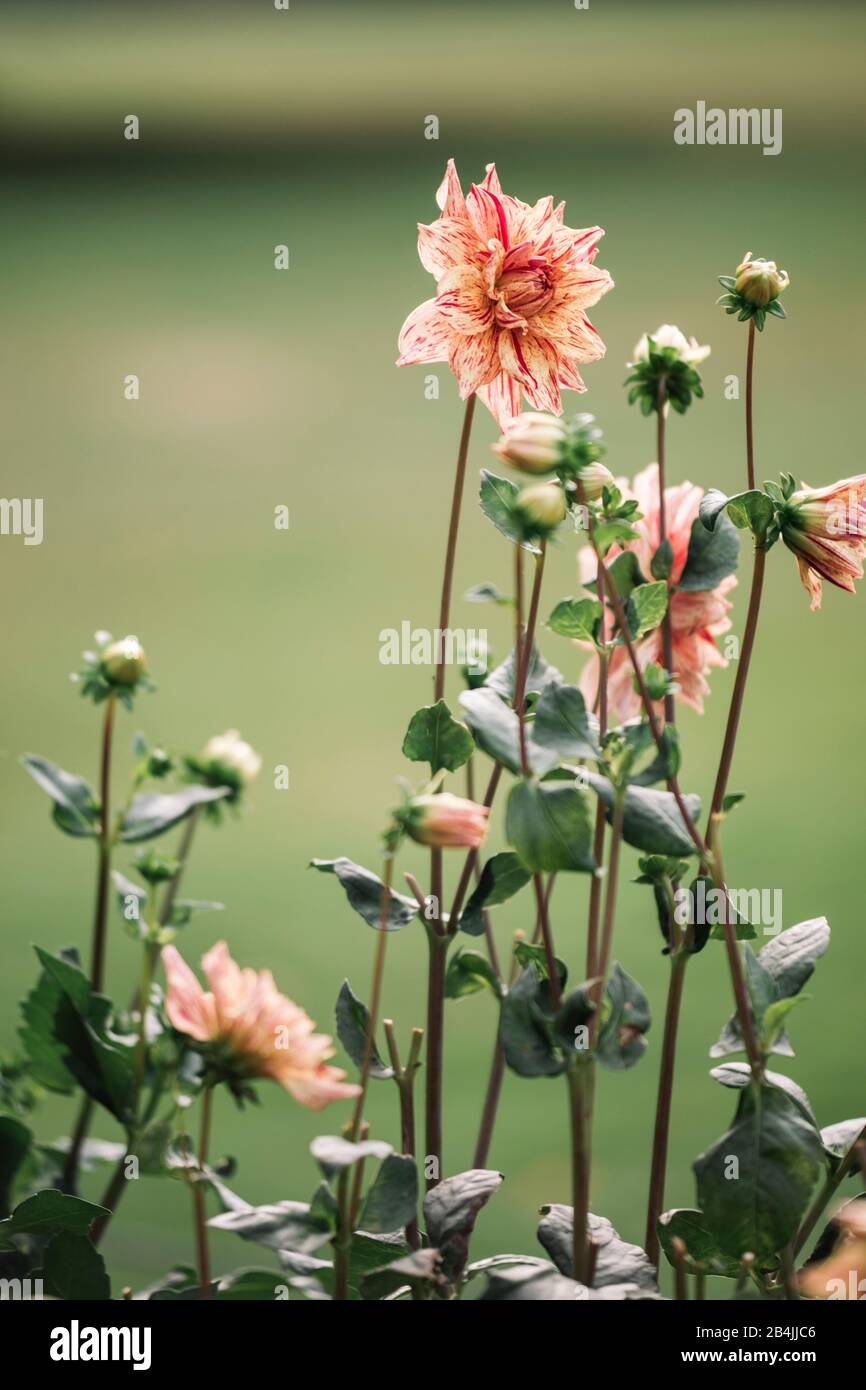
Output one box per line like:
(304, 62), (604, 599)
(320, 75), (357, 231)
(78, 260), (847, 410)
(734, 253), (789, 307)
(574, 461), (615, 503)
(514, 481), (567, 535)
(102, 635), (147, 686)
(133, 848), (179, 885)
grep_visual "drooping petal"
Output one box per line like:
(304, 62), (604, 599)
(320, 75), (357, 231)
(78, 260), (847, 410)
(396, 298), (452, 366)
(162, 945), (212, 1042)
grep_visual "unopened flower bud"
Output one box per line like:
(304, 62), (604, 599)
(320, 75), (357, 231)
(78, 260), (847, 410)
(404, 792), (489, 849)
(515, 481), (567, 533)
(574, 461), (614, 503)
(493, 412), (567, 475)
(202, 729), (261, 785)
(734, 253), (789, 307)
(102, 636), (147, 685)
(134, 848), (179, 885)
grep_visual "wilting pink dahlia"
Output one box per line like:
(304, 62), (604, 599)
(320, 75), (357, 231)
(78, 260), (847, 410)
(780, 475), (866, 611)
(162, 942), (360, 1110)
(397, 161), (613, 429)
(578, 464), (736, 721)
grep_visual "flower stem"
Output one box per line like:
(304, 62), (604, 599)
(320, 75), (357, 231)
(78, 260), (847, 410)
(348, 856), (393, 1143)
(159, 805), (201, 926)
(745, 319), (756, 490)
(193, 1085), (214, 1299)
(656, 380), (676, 727)
(384, 1021), (423, 1251)
(62, 694), (118, 1194)
(434, 393), (476, 704)
(567, 1057), (595, 1283)
(422, 393), (477, 1194)
(708, 548), (766, 823)
(644, 949), (689, 1264)
(90, 692), (117, 992)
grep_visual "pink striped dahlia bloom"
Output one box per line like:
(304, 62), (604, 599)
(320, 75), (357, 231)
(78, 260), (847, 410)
(578, 464), (736, 722)
(397, 161), (613, 429)
(162, 941), (360, 1110)
(780, 475), (866, 611)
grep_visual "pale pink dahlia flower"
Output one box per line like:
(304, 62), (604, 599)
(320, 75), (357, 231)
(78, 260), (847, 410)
(578, 464), (736, 722)
(780, 475), (866, 611)
(397, 160), (613, 429)
(162, 941), (360, 1110)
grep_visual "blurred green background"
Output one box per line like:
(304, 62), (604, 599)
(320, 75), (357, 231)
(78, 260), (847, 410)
(2, 0), (865, 1295)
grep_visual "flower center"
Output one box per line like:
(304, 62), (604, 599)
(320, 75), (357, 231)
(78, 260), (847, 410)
(497, 266), (553, 319)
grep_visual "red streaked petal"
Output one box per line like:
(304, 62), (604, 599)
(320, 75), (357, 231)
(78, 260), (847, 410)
(499, 331), (562, 414)
(477, 372), (523, 430)
(449, 329), (500, 397)
(397, 298), (452, 365)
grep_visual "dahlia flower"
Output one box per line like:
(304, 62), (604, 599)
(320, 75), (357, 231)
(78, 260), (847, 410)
(162, 941), (360, 1110)
(578, 464), (736, 721)
(629, 324), (711, 369)
(397, 161), (613, 429)
(201, 730), (261, 785)
(780, 475), (866, 611)
(799, 1202), (866, 1299)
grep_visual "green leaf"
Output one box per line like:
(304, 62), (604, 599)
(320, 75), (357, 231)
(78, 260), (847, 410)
(678, 513), (740, 592)
(546, 597), (602, 643)
(698, 489), (731, 532)
(423, 1168), (503, 1280)
(530, 681), (600, 762)
(43, 1231), (111, 1300)
(596, 963), (651, 1071)
(360, 1154), (418, 1234)
(761, 996), (809, 1051)
(515, 942), (568, 986)
(310, 858), (419, 931)
(310, 1135), (392, 1179)
(460, 852), (531, 937)
(464, 581), (512, 607)
(710, 1062), (817, 1127)
(0, 1117), (31, 1217)
(20, 755), (99, 837)
(479, 470), (540, 552)
(499, 966), (566, 1078)
(335, 980), (393, 1079)
(821, 1118), (866, 1175)
(694, 1083), (824, 1262)
(207, 1189), (335, 1256)
(657, 1209), (741, 1278)
(445, 949), (502, 1001)
(650, 539), (674, 581)
(460, 687), (557, 777)
(586, 549), (644, 598)
(625, 580), (668, 639)
(401, 700), (474, 773)
(119, 784), (230, 842)
(712, 919), (830, 1058)
(586, 773), (701, 857)
(0, 1189), (109, 1250)
(537, 1205), (657, 1290)
(757, 917), (830, 999)
(726, 489), (775, 536)
(478, 1263), (586, 1300)
(506, 778), (597, 874)
(360, 1248), (445, 1300)
(19, 953), (81, 1094)
(485, 642), (562, 702)
(31, 948), (135, 1122)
